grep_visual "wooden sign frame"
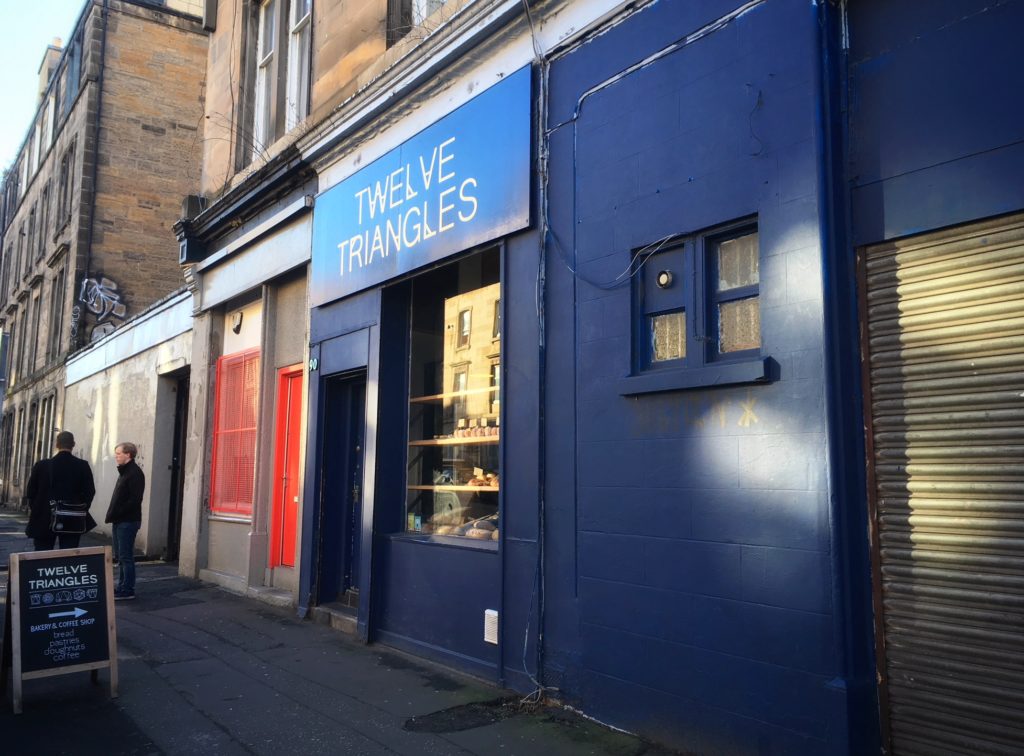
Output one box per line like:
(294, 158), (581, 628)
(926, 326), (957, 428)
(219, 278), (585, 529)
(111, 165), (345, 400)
(2, 546), (118, 713)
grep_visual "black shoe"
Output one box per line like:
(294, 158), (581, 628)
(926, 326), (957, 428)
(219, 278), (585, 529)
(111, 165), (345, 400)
(114, 591), (136, 601)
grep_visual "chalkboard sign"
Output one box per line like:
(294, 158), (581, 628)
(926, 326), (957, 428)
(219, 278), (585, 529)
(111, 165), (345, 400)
(2, 546), (118, 713)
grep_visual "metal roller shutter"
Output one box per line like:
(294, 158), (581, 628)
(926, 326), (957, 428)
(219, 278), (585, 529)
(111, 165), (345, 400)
(862, 213), (1024, 755)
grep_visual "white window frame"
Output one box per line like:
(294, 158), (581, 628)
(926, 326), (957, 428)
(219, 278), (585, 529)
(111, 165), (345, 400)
(45, 96), (55, 148)
(32, 122), (41, 171)
(285, 0), (311, 132)
(252, 0), (277, 158)
(412, 0), (444, 25)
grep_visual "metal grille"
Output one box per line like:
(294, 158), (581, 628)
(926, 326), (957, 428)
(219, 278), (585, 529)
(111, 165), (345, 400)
(211, 348), (261, 517)
(863, 213), (1024, 755)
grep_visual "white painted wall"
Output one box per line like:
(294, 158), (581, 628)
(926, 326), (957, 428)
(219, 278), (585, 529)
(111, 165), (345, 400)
(64, 293), (193, 556)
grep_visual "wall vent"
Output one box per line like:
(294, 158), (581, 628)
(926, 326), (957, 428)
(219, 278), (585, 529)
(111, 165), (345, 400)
(484, 609), (499, 645)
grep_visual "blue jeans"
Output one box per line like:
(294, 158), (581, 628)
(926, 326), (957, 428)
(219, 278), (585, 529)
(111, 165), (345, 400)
(113, 521), (141, 594)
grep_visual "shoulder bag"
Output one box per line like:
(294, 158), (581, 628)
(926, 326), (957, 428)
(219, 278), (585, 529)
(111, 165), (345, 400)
(49, 459), (89, 535)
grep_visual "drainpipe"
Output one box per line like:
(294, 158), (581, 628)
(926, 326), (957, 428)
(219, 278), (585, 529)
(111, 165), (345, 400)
(813, 1), (880, 753)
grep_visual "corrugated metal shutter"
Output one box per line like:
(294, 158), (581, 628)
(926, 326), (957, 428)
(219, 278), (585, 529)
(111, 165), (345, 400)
(862, 213), (1024, 755)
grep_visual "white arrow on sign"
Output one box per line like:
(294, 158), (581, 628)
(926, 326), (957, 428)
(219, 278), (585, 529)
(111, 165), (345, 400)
(48, 607), (88, 619)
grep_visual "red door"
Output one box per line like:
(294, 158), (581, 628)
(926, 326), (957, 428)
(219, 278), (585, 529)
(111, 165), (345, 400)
(270, 366), (303, 568)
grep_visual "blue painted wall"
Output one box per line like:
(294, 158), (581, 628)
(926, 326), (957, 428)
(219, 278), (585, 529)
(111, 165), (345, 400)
(848, 0), (1024, 245)
(542, 1), (874, 752)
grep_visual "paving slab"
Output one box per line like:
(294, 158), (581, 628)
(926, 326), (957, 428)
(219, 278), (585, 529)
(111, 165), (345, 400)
(0, 505), (681, 755)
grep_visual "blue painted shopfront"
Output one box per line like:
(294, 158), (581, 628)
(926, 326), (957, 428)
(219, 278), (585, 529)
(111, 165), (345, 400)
(299, 1), (892, 753)
(301, 66), (541, 682)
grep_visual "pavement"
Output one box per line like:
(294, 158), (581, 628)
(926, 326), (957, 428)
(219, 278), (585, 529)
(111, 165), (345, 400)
(0, 507), (680, 756)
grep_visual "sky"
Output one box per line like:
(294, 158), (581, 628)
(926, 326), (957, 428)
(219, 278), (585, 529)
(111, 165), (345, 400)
(0, 0), (87, 172)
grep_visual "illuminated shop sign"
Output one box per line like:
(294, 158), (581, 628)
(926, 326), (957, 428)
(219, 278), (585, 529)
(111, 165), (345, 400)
(310, 66), (531, 306)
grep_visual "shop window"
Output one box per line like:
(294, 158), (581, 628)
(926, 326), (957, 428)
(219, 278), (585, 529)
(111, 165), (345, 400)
(406, 247), (500, 543)
(622, 218), (767, 395)
(210, 348), (261, 517)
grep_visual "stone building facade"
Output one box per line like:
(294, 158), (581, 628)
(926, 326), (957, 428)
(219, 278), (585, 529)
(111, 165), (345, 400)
(0, 0), (207, 506)
(172, 0), (446, 606)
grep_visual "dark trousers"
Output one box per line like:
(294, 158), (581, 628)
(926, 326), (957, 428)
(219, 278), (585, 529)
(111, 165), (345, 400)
(112, 521), (141, 594)
(33, 533), (82, 551)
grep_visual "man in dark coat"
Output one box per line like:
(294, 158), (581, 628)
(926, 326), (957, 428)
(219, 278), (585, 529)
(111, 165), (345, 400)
(25, 431), (97, 551)
(105, 441), (145, 600)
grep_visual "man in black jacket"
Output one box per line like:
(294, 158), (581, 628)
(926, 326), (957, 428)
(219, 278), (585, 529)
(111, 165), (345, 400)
(105, 442), (145, 600)
(25, 431), (97, 551)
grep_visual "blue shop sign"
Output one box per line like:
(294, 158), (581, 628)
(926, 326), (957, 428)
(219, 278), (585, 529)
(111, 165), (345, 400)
(311, 66), (532, 307)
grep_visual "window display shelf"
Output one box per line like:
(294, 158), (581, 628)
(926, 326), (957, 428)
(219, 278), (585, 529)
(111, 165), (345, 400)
(409, 386), (499, 404)
(409, 436), (499, 447)
(408, 484), (500, 492)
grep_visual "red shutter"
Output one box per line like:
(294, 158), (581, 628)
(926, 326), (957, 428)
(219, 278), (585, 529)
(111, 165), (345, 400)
(210, 348), (261, 516)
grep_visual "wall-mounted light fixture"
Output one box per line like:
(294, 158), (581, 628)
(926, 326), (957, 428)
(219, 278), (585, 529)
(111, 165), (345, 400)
(231, 311), (243, 334)
(656, 270), (674, 289)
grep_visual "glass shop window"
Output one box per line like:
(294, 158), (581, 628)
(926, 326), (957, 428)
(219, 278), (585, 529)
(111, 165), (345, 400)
(406, 247), (500, 543)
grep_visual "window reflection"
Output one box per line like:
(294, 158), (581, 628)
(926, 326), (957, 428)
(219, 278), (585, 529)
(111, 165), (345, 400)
(406, 248), (501, 542)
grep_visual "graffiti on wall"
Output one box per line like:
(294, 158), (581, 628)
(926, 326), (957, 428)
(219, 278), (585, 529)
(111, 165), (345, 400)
(77, 275), (128, 342)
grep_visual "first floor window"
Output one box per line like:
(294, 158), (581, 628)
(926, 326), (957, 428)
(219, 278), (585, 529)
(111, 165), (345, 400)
(406, 247), (500, 542)
(252, 0), (277, 157)
(413, 0), (444, 25)
(634, 218), (760, 372)
(210, 348), (261, 517)
(285, 0), (311, 131)
(387, 0), (446, 46)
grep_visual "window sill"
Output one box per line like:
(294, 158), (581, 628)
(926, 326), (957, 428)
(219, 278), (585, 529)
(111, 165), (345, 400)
(387, 532), (498, 553)
(207, 513), (253, 524)
(618, 357), (771, 396)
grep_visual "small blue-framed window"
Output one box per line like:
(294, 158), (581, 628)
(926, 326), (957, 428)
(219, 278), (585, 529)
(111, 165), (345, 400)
(622, 217), (768, 395)
(706, 224), (760, 361)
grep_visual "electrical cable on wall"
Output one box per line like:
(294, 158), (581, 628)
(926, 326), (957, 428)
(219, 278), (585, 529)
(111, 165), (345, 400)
(518, 0), (770, 707)
(543, 0), (768, 291)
